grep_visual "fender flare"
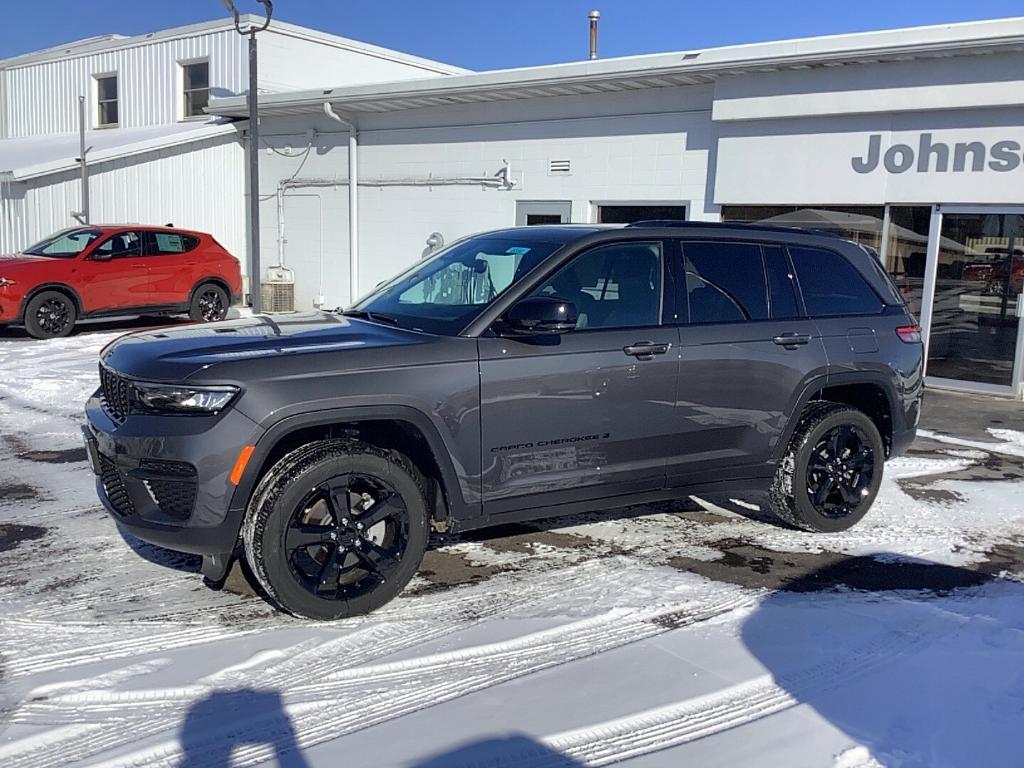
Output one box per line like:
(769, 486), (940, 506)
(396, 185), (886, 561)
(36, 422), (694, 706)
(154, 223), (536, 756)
(188, 276), (232, 306)
(228, 404), (476, 521)
(18, 283), (85, 320)
(772, 371), (900, 462)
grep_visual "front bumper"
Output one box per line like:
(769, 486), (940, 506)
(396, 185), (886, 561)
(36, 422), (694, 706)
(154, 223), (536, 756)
(84, 391), (263, 556)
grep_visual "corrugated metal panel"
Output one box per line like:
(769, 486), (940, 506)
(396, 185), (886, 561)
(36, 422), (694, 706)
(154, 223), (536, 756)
(0, 135), (246, 265)
(2, 30), (246, 138)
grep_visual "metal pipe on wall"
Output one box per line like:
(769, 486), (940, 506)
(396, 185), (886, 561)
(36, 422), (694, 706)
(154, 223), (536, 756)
(323, 102), (360, 305)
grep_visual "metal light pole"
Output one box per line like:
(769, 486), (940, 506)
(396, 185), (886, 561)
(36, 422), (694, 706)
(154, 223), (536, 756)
(223, 0), (273, 313)
(73, 95), (90, 224)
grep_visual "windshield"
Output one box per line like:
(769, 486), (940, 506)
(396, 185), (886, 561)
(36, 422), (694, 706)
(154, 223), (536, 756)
(24, 228), (103, 258)
(351, 235), (564, 335)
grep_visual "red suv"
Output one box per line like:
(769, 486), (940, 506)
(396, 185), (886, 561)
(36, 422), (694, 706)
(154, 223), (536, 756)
(0, 226), (242, 339)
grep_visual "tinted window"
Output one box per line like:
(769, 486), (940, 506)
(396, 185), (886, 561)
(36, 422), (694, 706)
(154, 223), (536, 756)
(682, 241), (768, 324)
(789, 246), (883, 317)
(356, 236), (563, 335)
(153, 232), (199, 254)
(95, 231), (142, 259)
(532, 242), (663, 330)
(763, 245), (801, 319)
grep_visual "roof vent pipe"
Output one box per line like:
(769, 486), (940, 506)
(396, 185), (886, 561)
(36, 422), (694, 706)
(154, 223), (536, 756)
(588, 10), (600, 60)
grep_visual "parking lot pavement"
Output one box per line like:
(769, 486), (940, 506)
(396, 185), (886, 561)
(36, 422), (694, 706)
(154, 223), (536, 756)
(921, 386), (1024, 439)
(0, 333), (1022, 767)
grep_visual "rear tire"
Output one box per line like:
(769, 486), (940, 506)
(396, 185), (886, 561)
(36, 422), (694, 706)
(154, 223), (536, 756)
(768, 402), (884, 533)
(24, 290), (77, 339)
(242, 439), (429, 620)
(189, 283), (229, 323)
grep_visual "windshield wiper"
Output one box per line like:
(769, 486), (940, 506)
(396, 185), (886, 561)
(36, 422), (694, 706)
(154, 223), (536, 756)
(340, 310), (401, 327)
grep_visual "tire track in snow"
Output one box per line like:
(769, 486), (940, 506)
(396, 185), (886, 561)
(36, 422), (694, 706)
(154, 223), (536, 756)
(4, 591), (753, 768)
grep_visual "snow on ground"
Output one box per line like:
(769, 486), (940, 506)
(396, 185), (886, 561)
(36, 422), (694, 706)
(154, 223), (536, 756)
(1, 327), (1023, 767)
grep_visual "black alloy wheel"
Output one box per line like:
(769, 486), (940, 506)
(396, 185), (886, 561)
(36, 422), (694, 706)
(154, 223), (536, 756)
(286, 473), (409, 601)
(197, 288), (227, 322)
(768, 402), (885, 532)
(243, 439), (430, 619)
(24, 290), (78, 339)
(805, 425), (876, 519)
(36, 299), (71, 335)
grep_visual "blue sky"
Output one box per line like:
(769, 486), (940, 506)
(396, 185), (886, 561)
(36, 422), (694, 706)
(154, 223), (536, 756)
(2, 1), (1021, 69)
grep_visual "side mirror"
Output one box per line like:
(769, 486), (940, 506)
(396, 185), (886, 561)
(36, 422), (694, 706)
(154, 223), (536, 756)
(90, 251), (112, 262)
(503, 296), (578, 336)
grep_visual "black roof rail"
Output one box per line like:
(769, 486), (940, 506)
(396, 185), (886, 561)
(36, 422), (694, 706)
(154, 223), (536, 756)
(624, 220), (845, 239)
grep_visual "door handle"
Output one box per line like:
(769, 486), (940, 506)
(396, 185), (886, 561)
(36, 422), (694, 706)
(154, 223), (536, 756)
(623, 341), (671, 360)
(772, 332), (812, 349)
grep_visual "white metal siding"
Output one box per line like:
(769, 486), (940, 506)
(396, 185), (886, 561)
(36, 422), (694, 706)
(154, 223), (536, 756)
(256, 85), (717, 304)
(257, 30), (459, 93)
(0, 135), (245, 263)
(1, 30), (246, 138)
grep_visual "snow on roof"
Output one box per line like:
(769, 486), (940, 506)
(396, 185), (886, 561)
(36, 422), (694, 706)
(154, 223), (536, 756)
(0, 120), (240, 181)
(208, 16), (1024, 117)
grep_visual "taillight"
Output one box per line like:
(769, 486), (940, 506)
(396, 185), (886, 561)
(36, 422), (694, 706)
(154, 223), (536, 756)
(896, 325), (922, 343)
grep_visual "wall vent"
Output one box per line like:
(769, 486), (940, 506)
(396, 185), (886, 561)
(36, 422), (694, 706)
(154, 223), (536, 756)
(548, 159), (572, 175)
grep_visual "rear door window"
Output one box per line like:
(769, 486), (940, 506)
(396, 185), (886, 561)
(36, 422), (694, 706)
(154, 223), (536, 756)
(789, 246), (884, 317)
(681, 241), (768, 324)
(150, 231), (200, 255)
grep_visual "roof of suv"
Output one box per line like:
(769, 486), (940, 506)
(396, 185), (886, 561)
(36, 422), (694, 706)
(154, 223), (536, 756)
(478, 221), (903, 309)
(483, 220), (851, 243)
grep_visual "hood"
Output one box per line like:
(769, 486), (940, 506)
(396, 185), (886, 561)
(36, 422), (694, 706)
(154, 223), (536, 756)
(0, 253), (53, 269)
(101, 311), (433, 382)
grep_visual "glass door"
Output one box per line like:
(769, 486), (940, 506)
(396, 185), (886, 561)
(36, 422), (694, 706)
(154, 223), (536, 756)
(926, 210), (1024, 391)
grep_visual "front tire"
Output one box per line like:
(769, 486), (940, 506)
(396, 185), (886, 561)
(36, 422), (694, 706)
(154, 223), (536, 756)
(189, 283), (229, 323)
(242, 439), (429, 620)
(768, 403), (884, 533)
(24, 290), (77, 339)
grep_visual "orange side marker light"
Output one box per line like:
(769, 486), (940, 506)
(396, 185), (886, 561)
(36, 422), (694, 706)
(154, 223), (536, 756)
(230, 445), (256, 486)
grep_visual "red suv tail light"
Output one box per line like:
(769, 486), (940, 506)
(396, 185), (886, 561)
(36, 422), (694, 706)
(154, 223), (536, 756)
(896, 325), (922, 343)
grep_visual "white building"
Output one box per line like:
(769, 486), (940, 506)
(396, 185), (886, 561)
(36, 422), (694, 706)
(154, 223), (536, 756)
(0, 16), (464, 261)
(207, 17), (1024, 398)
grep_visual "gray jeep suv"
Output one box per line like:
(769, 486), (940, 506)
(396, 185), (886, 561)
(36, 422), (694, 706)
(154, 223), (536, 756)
(84, 222), (923, 619)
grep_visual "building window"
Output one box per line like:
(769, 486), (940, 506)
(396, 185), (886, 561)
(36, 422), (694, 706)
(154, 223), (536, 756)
(181, 60), (209, 118)
(597, 204), (687, 224)
(94, 74), (118, 127)
(721, 204), (930, 319)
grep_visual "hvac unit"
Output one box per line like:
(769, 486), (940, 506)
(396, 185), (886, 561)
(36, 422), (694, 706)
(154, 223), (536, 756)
(260, 266), (295, 313)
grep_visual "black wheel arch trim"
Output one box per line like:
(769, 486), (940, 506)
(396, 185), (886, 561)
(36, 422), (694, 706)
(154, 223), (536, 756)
(18, 282), (84, 321)
(774, 371), (903, 463)
(228, 405), (475, 522)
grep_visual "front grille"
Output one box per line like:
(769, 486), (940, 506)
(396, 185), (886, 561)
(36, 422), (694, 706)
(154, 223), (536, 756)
(99, 454), (134, 517)
(99, 365), (133, 424)
(140, 459), (197, 521)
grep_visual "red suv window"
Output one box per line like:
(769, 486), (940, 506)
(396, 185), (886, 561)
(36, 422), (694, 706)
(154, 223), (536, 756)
(150, 231), (200, 255)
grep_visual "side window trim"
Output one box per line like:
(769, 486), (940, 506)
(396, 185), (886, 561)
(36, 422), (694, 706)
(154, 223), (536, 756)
(141, 231), (159, 257)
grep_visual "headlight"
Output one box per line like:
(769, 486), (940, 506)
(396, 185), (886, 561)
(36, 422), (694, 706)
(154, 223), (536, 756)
(134, 382), (239, 414)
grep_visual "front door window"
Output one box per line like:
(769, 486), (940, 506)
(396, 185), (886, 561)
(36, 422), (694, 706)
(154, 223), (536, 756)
(927, 213), (1023, 387)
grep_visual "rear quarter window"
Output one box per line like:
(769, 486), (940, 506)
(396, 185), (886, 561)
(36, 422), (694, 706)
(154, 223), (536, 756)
(789, 246), (884, 317)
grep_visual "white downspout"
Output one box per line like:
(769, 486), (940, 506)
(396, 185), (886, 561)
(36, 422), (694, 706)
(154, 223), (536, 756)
(323, 102), (359, 305)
